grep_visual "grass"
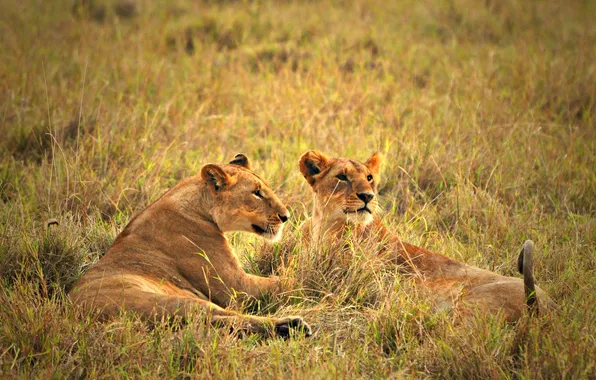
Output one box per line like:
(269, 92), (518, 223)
(1, 0), (594, 377)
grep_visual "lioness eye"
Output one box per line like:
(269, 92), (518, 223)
(367, 174), (373, 182)
(253, 190), (263, 198)
(336, 174), (349, 181)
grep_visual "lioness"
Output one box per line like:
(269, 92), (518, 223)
(298, 150), (553, 322)
(70, 154), (311, 338)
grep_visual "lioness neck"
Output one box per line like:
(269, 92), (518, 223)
(309, 200), (346, 243)
(111, 177), (229, 257)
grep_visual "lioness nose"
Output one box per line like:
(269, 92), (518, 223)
(278, 214), (289, 223)
(357, 192), (374, 204)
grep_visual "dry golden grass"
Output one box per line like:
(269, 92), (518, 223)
(1, 0), (594, 377)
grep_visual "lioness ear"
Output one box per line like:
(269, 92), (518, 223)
(229, 153), (251, 170)
(365, 152), (383, 175)
(299, 150), (330, 186)
(201, 164), (231, 193)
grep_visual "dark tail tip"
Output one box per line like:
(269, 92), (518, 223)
(46, 218), (59, 229)
(518, 240), (538, 315)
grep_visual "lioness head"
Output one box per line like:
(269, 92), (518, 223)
(201, 154), (289, 241)
(299, 150), (383, 228)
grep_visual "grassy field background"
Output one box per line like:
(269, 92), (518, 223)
(1, 0), (595, 377)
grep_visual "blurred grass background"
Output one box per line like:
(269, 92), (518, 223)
(1, 0), (594, 377)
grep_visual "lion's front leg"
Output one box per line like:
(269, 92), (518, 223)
(242, 273), (282, 298)
(177, 255), (281, 308)
(207, 272), (282, 307)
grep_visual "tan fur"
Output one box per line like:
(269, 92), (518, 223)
(70, 155), (311, 338)
(299, 150), (553, 322)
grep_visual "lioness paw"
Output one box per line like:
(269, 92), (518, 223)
(274, 316), (312, 338)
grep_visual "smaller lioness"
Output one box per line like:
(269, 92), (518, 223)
(299, 150), (553, 322)
(70, 154), (311, 338)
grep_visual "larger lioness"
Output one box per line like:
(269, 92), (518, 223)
(298, 150), (553, 322)
(70, 154), (311, 338)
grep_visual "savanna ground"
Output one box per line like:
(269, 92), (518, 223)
(1, 0), (595, 377)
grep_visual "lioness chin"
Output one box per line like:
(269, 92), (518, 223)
(69, 154), (311, 338)
(299, 150), (554, 322)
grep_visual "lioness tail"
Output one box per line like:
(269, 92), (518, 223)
(517, 239), (538, 315)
